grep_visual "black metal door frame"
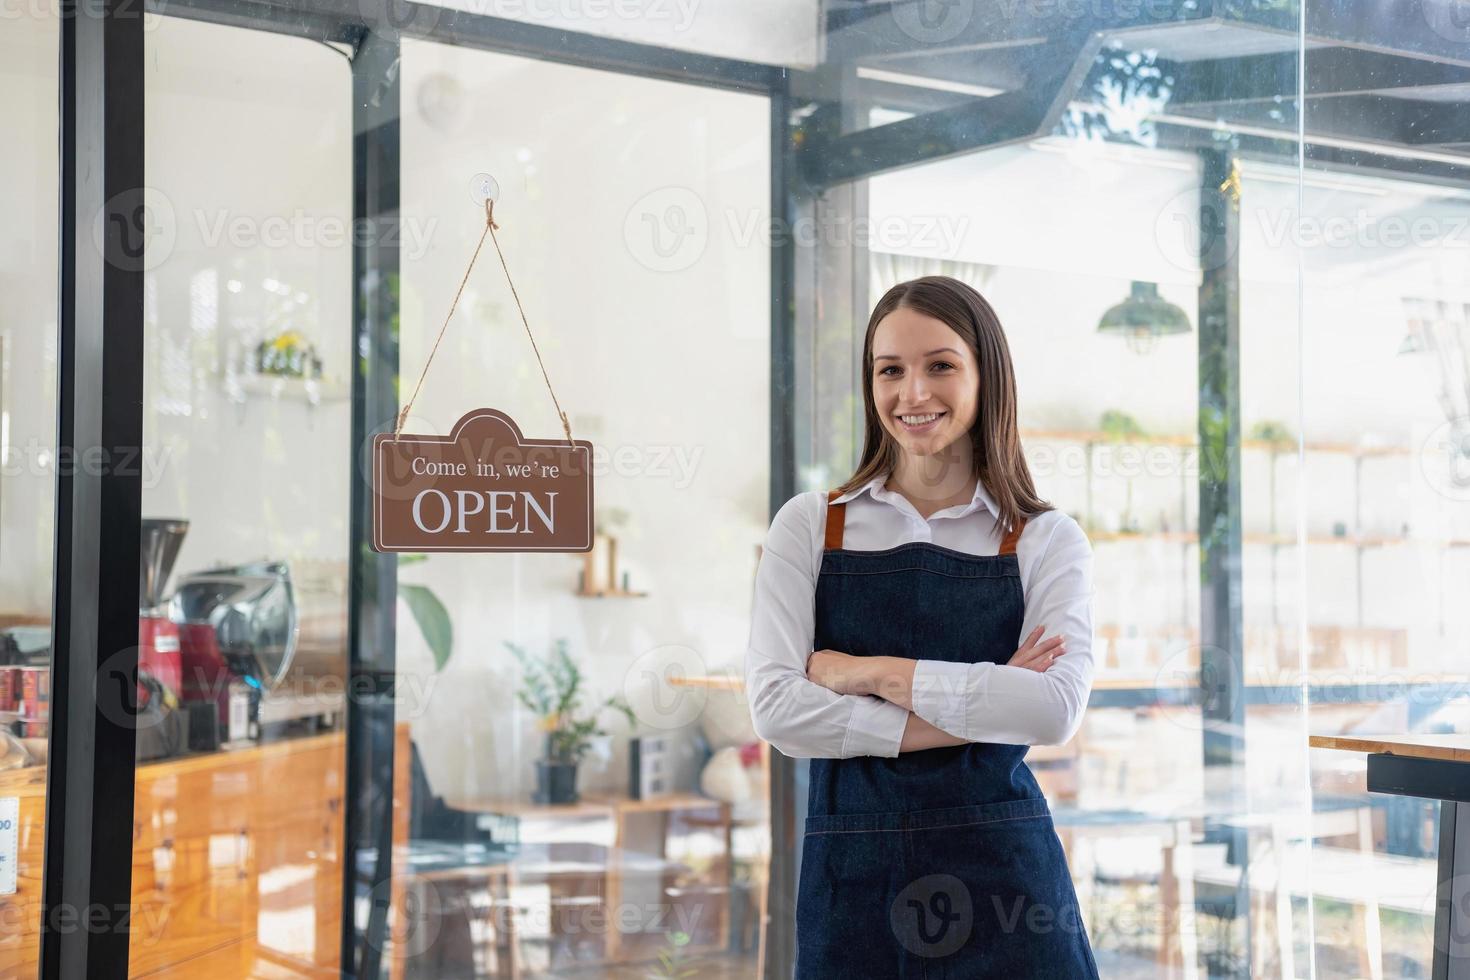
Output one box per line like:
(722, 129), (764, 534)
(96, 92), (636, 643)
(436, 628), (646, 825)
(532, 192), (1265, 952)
(44, 0), (146, 976)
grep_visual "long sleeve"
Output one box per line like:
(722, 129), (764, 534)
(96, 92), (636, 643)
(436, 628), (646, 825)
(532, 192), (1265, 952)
(744, 492), (911, 759)
(908, 513), (1096, 746)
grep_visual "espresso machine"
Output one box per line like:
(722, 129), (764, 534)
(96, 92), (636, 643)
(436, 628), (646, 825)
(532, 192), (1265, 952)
(171, 559), (346, 744)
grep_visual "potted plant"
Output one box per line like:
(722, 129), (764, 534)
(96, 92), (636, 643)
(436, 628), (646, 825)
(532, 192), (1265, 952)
(506, 638), (636, 804)
(255, 328), (324, 379)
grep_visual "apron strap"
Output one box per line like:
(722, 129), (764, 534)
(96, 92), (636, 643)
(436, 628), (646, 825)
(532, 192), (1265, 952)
(998, 516), (1027, 556)
(823, 489), (847, 551)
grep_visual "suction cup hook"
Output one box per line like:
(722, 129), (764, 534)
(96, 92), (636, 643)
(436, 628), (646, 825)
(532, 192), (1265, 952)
(469, 173), (500, 208)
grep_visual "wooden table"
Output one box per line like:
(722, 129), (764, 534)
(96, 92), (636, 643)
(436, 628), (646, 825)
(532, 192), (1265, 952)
(443, 791), (734, 969)
(1311, 732), (1470, 979)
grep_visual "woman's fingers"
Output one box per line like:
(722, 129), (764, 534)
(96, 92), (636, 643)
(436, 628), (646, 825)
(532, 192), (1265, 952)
(1015, 636), (1063, 663)
(1009, 633), (1067, 672)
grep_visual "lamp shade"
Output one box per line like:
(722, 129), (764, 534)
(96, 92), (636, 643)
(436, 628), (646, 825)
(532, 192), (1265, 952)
(1097, 281), (1192, 342)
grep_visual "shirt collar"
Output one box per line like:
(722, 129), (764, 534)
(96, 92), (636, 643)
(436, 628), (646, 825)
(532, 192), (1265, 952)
(831, 470), (998, 521)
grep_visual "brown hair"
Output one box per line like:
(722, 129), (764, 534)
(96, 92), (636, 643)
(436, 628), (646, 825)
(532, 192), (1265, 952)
(834, 274), (1053, 535)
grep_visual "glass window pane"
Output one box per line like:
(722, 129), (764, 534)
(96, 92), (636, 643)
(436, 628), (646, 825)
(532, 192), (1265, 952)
(0, 9), (59, 976)
(133, 12), (353, 975)
(1300, 27), (1470, 975)
(806, 9), (1309, 976)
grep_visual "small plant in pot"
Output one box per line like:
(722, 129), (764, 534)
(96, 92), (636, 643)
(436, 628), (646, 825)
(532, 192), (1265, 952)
(506, 638), (636, 805)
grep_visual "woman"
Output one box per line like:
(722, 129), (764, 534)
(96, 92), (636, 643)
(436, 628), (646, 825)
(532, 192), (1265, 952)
(744, 275), (1099, 977)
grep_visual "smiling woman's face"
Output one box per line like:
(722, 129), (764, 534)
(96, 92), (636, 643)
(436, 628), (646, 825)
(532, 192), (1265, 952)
(872, 305), (979, 459)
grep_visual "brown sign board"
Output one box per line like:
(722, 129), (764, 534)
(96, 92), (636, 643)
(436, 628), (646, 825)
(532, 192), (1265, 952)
(372, 408), (594, 553)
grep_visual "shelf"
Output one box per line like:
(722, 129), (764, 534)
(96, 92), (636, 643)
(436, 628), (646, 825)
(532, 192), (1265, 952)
(223, 372), (349, 405)
(1021, 426), (1412, 457)
(1089, 530), (1197, 543)
(1085, 529), (1470, 549)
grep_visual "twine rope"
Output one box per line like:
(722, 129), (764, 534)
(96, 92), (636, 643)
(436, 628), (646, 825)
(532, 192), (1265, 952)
(394, 198), (572, 444)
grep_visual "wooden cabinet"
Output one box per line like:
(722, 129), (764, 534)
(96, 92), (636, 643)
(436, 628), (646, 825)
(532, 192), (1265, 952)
(0, 723), (409, 978)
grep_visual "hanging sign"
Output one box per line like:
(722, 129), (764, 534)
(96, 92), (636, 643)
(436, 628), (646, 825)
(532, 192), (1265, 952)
(373, 408), (593, 553)
(373, 187), (592, 554)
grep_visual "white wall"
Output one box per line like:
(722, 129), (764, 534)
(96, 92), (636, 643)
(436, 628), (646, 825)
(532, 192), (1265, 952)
(0, 16), (61, 615)
(138, 17), (354, 578)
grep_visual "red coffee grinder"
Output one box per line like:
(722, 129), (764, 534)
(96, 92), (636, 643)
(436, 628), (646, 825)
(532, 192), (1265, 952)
(138, 518), (187, 701)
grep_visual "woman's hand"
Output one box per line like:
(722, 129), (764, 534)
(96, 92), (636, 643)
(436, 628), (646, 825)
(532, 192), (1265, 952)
(1008, 626), (1066, 673)
(806, 649), (872, 696)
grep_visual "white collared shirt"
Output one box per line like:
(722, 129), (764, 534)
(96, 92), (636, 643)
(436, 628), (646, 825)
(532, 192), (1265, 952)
(743, 471), (1096, 759)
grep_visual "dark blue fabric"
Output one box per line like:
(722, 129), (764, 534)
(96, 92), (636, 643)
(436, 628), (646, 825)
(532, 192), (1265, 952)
(795, 541), (1100, 978)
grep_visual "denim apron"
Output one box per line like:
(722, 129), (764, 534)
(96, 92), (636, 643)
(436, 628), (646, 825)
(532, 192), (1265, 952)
(795, 489), (1099, 979)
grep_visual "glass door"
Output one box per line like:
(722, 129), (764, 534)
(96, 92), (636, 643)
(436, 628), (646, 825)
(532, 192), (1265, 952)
(369, 36), (774, 979)
(127, 10), (356, 976)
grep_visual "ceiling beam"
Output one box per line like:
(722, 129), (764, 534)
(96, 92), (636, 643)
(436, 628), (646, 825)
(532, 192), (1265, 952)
(799, 29), (1104, 187)
(1172, 47), (1470, 108)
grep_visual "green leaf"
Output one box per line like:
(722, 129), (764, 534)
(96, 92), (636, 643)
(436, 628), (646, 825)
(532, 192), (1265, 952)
(400, 584), (453, 671)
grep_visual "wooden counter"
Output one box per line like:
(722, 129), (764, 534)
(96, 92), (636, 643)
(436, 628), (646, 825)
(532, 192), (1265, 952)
(0, 722), (410, 978)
